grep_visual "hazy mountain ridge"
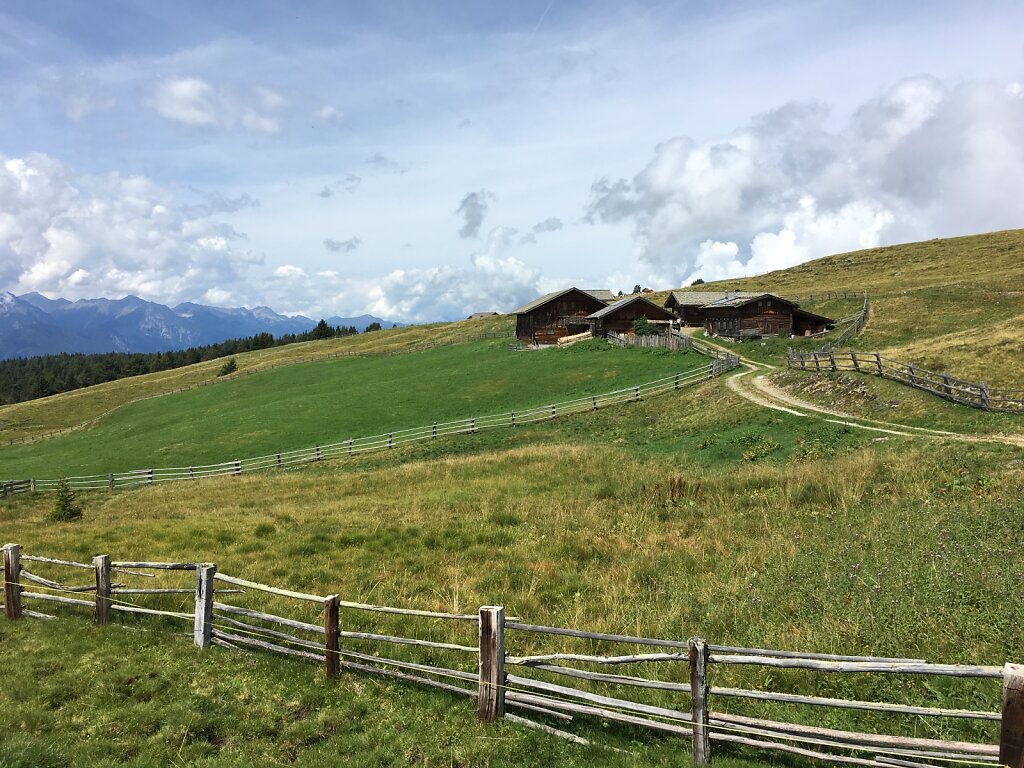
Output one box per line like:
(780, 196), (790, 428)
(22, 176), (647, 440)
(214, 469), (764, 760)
(0, 292), (403, 359)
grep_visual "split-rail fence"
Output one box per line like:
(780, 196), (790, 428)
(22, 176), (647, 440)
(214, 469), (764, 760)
(787, 350), (1024, 413)
(2, 543), (1021, 767)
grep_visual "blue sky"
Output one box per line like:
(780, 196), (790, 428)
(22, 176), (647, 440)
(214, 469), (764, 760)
(2, 1), (1023, 321)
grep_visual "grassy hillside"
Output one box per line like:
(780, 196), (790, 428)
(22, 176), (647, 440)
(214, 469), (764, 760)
(0, 340), (709, 479)
(2, 230), (1023, 766)
(0, 314), (513, 444)
(679, 229), (1024, 386)
(1, 391), (1021, 764)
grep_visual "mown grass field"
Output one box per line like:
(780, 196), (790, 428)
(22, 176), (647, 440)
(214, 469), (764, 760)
(2, 230), (1024, 767)
(0, 339), (710, 479)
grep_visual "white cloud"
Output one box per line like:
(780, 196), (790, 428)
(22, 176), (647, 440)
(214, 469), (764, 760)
(148, 77), (285, 134)
(273, 264), (307, 278)
(314, 105), (344, 124)
(0, 152), (259, 306)
(364, 227), (541, 322)
(586, 77), (1024, 286)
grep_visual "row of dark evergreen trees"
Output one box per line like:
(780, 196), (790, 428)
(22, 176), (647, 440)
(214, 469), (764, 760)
(0, 319), (381, 405)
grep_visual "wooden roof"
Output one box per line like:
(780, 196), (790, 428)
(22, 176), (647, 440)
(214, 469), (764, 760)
(664, 290), (762, 307)
(587, 295), (675, 320)
(512, 288), (612, 314)
(702, 293), (798, 310)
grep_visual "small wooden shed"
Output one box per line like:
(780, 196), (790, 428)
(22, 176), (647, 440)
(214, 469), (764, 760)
(513, 288), (612, 344)
(587, 296), (676, 337)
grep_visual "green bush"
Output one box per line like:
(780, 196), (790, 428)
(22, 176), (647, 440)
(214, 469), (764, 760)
(217, 357), (238, 376)
(632, 316), (659, 336)
(49, 478), (83, 522)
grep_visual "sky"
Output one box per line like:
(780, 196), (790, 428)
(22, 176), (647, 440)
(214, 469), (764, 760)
(1, 1), (1023, 322)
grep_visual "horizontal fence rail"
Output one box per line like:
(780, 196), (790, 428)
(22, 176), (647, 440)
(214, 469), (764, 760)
(814, 293), (869, 353)
(786, 349), (1024, 413)
(10, 347), (741, 494)
(2, 542), (1020, 768)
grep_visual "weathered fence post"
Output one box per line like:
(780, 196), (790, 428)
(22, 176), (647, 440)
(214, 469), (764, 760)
(276, 454), (282, 468)
(1001, 664), (1024, 768)
(813, 353), (822, 372)
(675, 372), (681, 390)
(348, 439), (353, 455)
(107, 473), (114, 491)
(511, 411), (516, 428)
(851, 352), (860, 372)
(324, 594), (340, 677)
(592, 395), (598, 411)
(316, 445), (322, 461)
(478, 605), (505, 721)
(689, 637), (710, 766)
(388, 433), (394, 449)
(3, 544), (22, 620)
(980, 381), (991, 410)
(908, 363), (917, 387)
(147, 468), (153, 485)
(470, 418), (477, 434)
(942, 374), (953, 401)
(432, 423), (437, 440)
(93, 554), (111, 625)
(234, 460), (241, 475)
(874, 352), (883, 375)
(30, 479), (36, 493)
(634, 385), (641, 402)
(550, 404), (555, 420)
(829, 351), (837, 372)
(193, 563), (216, 649)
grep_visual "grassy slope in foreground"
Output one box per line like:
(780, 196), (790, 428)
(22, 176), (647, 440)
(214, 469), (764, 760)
(1, 391), (1021, 764)
(679, 229), (1024, 387)
(0, 313), (514, 444)
(0, 340), (709, 478)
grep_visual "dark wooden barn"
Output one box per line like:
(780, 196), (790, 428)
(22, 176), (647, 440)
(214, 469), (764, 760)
(664, 291), (761, 326)
(513, 288), (612, 344)
(702, 293), (833, 339)
(587, 296), (675, 337)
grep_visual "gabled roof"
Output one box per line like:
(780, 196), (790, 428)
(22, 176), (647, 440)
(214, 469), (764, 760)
(512, 288), (612, 314)
(587, 295), (675, 320)
(702, 292), (798, 310)
(792, 307), (835, 324)
(665, 290), (762, 307)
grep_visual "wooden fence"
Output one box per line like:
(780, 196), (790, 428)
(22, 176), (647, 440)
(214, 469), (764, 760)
(609, 329), (741, 361)
(787, 350), (1024, 413)
(1, 479), (32, 498)
(3, 542), (1021, 767)
(8, 355), (740, 494)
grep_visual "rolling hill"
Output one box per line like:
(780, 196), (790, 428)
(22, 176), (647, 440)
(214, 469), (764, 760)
(1, 230), (1023, 767)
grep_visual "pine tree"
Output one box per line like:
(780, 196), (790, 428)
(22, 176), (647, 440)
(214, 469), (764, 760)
(50, 478), (83, 522)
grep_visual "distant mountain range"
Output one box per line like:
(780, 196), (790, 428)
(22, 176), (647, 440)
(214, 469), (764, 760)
(0, 292), (403, 359)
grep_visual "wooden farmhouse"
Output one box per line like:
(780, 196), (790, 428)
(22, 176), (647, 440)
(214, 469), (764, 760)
(513, 288), (614, 344)
(664, 291), (762, 326)
(701, 293), (833, 339)
(587, 295), (675, 337)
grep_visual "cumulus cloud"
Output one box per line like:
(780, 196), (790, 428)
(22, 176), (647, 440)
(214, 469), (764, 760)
(455, 190), (493, 239)
(273, 265), (307, 278)
(149, 77), (286, 134)
(0, 152), (260, 305)
(313, 105), (344, 125)
(323, 237), (362, 253)
(365, 227), (541, 322)
(318, 186), (334, 198)
(586, 77), (1024, 285)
